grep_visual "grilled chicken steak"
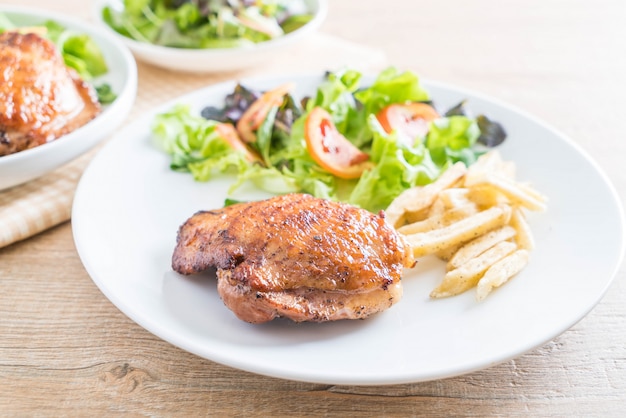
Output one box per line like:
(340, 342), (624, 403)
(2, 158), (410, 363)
(172, 194), (415, 323)
(0, 32), (101, 156)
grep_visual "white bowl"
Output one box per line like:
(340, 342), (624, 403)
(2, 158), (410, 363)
(0, 6), (137, 191)
(92, 0), (328, 73)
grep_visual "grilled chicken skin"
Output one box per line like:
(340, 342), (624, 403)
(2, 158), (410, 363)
(0, 32), (101, 156)
(172, 194), (415, 323)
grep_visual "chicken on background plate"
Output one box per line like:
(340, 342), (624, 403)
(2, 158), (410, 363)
(0, 31), (101, 156)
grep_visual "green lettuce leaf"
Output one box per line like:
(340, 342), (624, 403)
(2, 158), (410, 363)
(153, 104), (228, 173)
(346, 67), (431, 147)
(355, 67), (431, 115)
(303, 69), (362, 134)
(426, 115), (482, 166)
(349, 115), (440, 212)
(0, 13), (16, 31)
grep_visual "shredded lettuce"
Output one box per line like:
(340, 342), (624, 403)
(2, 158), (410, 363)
(153, 67), (503, 212)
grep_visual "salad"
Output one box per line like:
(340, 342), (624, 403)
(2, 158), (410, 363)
(102, 0), (315, 49)
(0, 13), (116, 104)
(153, 68), (506, 213)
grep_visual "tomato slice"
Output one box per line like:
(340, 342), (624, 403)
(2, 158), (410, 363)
(236, 82), (294, 143)
(216, 123), (262, 163)
(305, 107), (372, 179)
(376, 102), (439, 145)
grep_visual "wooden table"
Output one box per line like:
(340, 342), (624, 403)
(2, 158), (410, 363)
(2, 0), (625, 415)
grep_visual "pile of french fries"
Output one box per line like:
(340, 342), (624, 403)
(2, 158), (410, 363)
(386, 151), (547, 301)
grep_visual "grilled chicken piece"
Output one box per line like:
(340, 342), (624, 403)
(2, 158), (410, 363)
(172, 194), (415, 323)
(0, 32), (101, 156)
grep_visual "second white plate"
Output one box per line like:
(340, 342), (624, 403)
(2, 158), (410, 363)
(72, 74), (624, 385)
(0, 5), (137, 190)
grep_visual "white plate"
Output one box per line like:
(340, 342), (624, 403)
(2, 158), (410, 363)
(72, 74), (625, 385)
(0, 6), (137, 191)
(92, 0), (327, 73)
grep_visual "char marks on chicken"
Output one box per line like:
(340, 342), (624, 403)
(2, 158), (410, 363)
(172, 193), (415, 323)
(0, 32), (101, 156)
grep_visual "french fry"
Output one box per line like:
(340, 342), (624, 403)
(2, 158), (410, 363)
(404, 204), (512, 258)
(468, 149), (503, 173)
(435, 244), (461, 262)
(404, 208), (433, 224)
(518, 181), (548, 205)
(465, 172), (547, 211)
(430, 241), (518, 298)
(398, 204), (478, 235)
(386, 150), (545, 301)
(385, 162), (467, 228)
(427, 196), (447, 218)
(510, 208), (535, 250)
(476, 249), (530, 301)
(447, 225), (517, 270)
(467, 184), (509, 208)
(467, 150), (515, 180)
(437, 188), (472, 209)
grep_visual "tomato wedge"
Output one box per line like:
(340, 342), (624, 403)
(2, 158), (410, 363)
(216, 123), (262, 163)
(305, 107), (372, 179)
(376, 102), (439, 145)
(236, 82), (295, 143)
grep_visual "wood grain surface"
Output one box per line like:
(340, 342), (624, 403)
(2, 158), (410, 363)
(1, 0), (626, 416)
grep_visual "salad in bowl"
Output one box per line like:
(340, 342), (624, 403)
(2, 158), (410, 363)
(94, 0), (328, 72)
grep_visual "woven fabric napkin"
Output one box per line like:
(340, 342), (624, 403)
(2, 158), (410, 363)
(0, 33), (387, 249)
